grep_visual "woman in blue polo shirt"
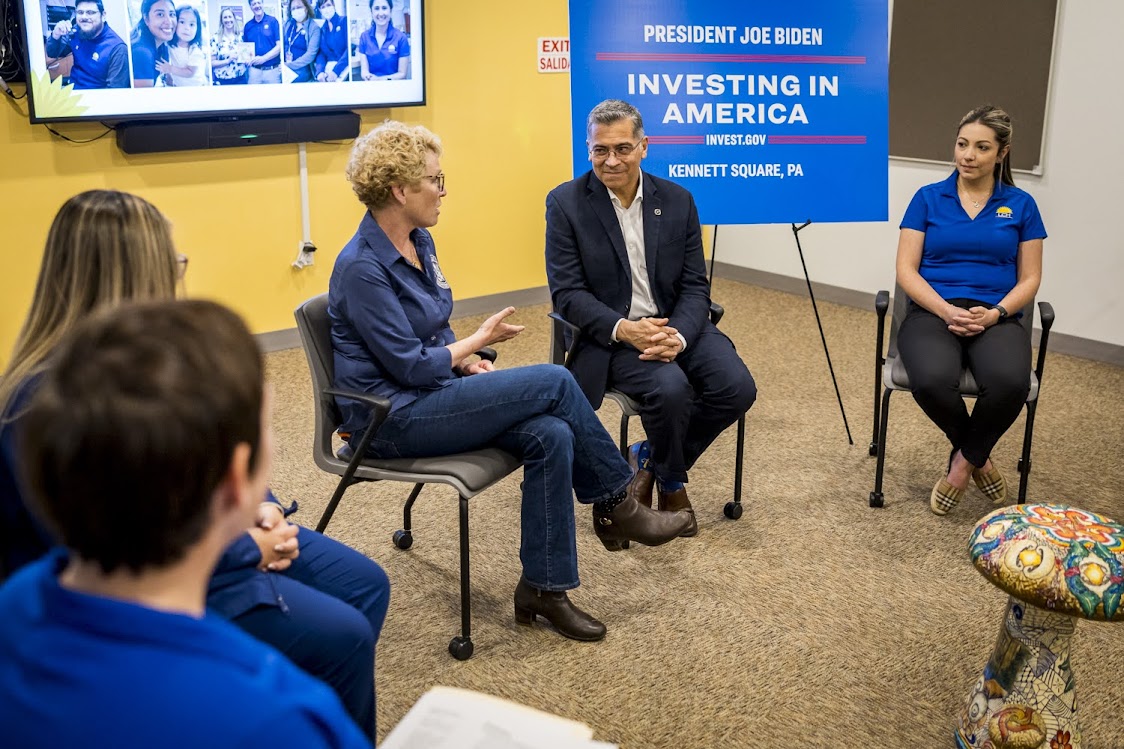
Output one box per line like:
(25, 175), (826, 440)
(895, 105), (1046, 516)
(356, 0), (408, 80)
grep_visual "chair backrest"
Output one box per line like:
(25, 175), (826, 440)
(886, 283), (1035, 359)
(294, 294), (344, 468)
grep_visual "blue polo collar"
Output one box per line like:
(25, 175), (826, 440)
(939, 169), (1009, 201)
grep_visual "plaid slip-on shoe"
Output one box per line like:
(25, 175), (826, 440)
(930, 477), (965, 516)
(972, 464), (1008, 503)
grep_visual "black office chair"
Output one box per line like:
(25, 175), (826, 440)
(294, 294), (521, 660)
(868, 285), (1054, 508)
(549, 302), (747, 521)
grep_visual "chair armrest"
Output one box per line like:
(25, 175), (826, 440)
(875, 289), (890, 318)
(324, 387), (391, 459)
(1038, 301), (1055, 333)
(548, 312), (582, 366)
(476, 347), (498, 363)
(708, 301), (724, 326)
(1034, 301), (1055, 385)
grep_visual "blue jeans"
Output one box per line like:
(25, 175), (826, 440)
(231, 529), (389, 739)
(367, 364), (633, 591)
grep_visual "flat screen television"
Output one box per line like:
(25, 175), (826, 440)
(18, 0), (424, 123)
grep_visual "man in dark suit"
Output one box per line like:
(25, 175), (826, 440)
(545, 99), (757, 537)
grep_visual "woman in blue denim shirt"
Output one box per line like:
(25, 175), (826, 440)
(328, 121), (692, 642)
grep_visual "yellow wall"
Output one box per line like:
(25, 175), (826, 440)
(0, 2), (572, 366)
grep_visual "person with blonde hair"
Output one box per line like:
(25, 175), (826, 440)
(329, 121), (691, 643)
(0, 189), (389, 739)
(895, 105), (1046, 516)
(210, 7), (248, 84)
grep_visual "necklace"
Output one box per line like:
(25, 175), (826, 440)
(958, 181), (992, 209)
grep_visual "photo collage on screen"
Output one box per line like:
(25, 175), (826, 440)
(36, 0), (413, 88)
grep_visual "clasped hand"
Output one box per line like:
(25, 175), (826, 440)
(249, 503), (299, 572)
(619, 317), (683, 362)
(944, 305), (997, 337)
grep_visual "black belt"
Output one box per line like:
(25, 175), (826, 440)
(253, 62), (279, 70)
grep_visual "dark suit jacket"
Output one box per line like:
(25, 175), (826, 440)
(545, 169), (712, 407)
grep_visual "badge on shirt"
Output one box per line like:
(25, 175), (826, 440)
(387, 44), (396, 53)
(92, 52), (100, 61)
(995, 206), (1014, 219)
(429, 255), (450, 289)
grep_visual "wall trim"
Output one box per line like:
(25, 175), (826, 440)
(712, 262), (1124, 368)
(257, 271), (1122, 367)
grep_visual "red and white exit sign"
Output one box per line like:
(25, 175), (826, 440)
(537, 37), (569, 73)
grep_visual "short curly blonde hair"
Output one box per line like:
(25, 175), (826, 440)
(346, 121), (443, 209)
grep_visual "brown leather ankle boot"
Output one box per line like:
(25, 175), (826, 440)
(626, 449), (654, 509)
(513, 577), (606, 641)
(593, 495), (691, 551)
(658, 486), (698, 537)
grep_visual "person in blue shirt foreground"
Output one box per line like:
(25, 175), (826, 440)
(45, 0), (129, 89)
(895, 104), (1046, 516)
(0, 190), (388, 739)
(0, 299), (370, 748)
(328, 121), (690, 642)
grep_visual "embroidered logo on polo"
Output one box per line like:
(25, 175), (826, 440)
(429, 255), (450, 289)
(996, 206), (1014, 219)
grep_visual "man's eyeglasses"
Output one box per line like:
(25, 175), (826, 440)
(589, 141), (642, 161)
(74, 9), (102, 16)
(422, 173), (445, 191)
(176, 253), (189, 280)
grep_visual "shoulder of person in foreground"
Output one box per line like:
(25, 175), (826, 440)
(0, 568), (370, 749)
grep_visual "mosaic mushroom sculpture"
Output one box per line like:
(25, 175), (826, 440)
(958, 504), (1124, 749)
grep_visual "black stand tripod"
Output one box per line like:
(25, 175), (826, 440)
(791, 220), (853, 445)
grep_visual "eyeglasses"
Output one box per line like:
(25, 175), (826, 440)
(74, 9), (103, 16)
(176, 253), (189, 279)
(589, 141), (642, 161)
(422, 173), (445, 191)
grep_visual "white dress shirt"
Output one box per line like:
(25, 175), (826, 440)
(609, 171), (688, 351)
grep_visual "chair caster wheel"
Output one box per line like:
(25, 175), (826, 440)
(448, 636), (474, 660)
(392, 530), (413, 550)
(868, 442), (879, 457)
(869, 492), (884, 508)
(723, 502), (743, 520)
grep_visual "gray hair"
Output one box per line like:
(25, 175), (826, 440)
(586, 99), (644, 141)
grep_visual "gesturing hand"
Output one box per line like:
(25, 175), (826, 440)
(476, 307), (525, 346)
(460, 359), (495, 376)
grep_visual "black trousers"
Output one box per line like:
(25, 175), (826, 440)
(897, 303), (1030, 468)
(608, 324), (756, 483)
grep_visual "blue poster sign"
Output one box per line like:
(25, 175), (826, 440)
(569, 0), (888, 225)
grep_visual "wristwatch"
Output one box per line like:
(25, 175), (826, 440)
(991, 304), (1009, 321)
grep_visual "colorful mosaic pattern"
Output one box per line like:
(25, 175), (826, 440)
(955, 600), (1080, 749)
(969, 504), (1124, 621)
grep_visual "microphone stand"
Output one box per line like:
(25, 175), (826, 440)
(791, 220), (853, 445)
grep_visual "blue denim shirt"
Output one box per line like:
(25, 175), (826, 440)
(328, 212), (457, 436)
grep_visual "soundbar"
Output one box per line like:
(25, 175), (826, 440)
(115, 112), (361, 155)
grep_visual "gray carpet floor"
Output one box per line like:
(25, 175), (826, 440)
(266, 279), (1124, 748)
